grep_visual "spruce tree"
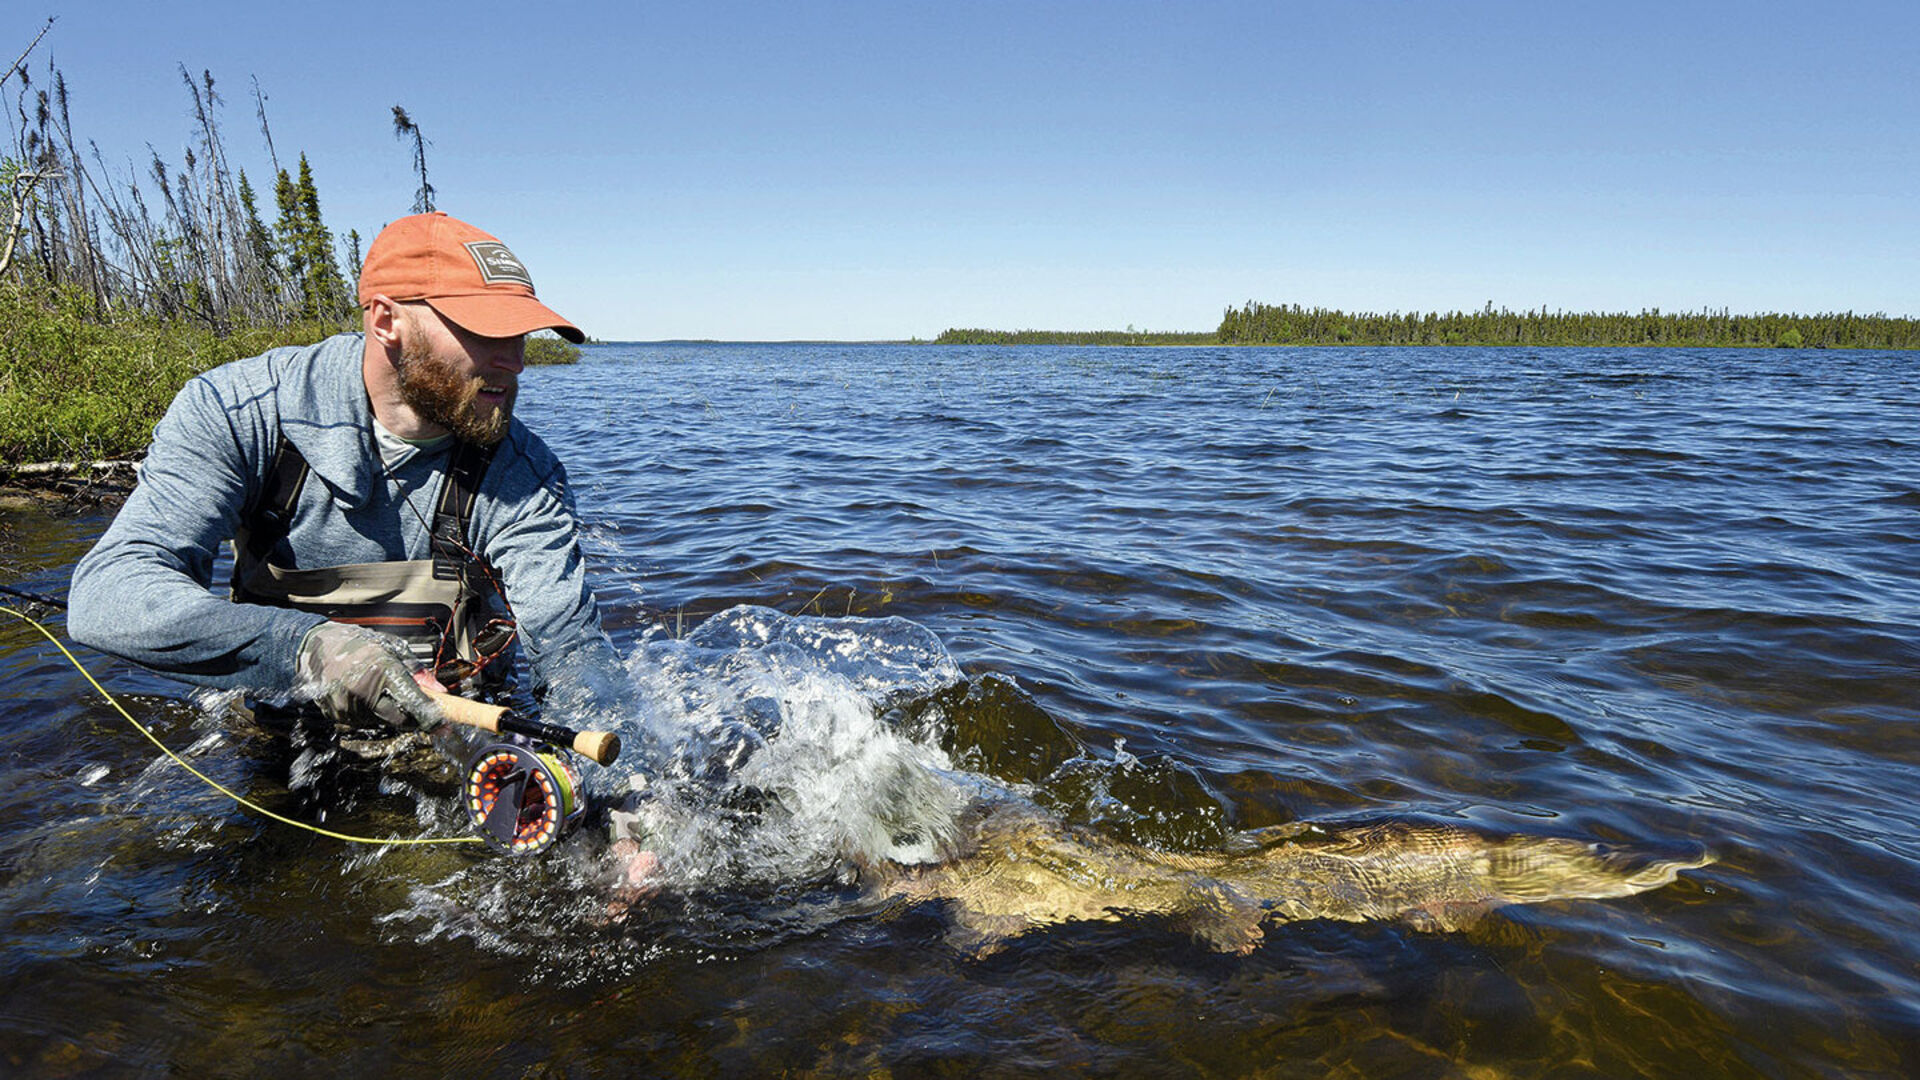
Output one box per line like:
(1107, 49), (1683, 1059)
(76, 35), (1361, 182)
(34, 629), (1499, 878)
(293, 154), (348, 320)
(271, 165), (307, 314)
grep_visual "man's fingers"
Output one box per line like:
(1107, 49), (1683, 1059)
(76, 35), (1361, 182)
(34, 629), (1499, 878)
(380, 665), (448, 730)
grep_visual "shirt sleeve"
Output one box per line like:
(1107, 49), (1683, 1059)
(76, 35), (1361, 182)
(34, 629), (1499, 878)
(473, 448), (621, 695)
(67, 373), (325, 692)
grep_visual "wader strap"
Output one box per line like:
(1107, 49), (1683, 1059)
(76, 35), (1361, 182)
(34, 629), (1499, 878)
(431, 439), (499, 579)
(243, 436), (311, 570)
(242, 434), (496, 578)
(231, 434), (508, 689)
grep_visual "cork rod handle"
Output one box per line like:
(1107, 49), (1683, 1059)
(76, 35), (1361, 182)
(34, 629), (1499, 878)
(424, 689), (622, 766)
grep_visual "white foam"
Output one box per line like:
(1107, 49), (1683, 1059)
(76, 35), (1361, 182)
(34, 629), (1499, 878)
(610, 605), (969, 888)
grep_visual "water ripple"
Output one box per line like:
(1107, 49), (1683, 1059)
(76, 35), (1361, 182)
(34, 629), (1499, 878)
(4, 344), (1917, 1075)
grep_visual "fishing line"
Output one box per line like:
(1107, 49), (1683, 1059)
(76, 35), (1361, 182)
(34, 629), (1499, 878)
(1, 604), (487, 849)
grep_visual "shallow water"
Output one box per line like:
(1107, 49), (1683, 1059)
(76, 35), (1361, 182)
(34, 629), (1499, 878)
(3, 343), (1917, 1077)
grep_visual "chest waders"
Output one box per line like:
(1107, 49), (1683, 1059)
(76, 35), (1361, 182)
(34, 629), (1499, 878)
(229, 437), (597, 853)
(231, 435), (511, 694)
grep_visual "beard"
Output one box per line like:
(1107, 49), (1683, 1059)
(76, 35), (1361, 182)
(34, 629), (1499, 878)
(394, 336), (515, 446)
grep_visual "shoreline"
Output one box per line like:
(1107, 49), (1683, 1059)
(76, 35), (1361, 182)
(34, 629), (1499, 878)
(0, 461), (138, 508)
(5, 337), (1910, 490)
(599, 338), (1914, 350)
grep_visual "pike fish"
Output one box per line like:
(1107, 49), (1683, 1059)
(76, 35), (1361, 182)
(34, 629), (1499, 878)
(859, 798), (1714, 954)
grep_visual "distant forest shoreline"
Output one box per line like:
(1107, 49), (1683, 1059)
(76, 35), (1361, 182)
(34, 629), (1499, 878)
(937, 303), (1920, 349)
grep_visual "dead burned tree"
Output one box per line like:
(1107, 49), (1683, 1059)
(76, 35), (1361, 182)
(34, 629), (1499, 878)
(3, 19), (351, 331)
(48, 69), (103, 307)
(1, 17), (52, 90)
(391, 105), (434, 214)
(0, 160), (56, 276)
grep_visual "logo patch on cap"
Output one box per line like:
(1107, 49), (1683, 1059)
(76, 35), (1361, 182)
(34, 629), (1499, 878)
(464, 240), (535, 289)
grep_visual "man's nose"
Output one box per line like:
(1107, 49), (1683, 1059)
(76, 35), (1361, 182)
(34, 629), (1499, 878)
(490, 336), (526, 374)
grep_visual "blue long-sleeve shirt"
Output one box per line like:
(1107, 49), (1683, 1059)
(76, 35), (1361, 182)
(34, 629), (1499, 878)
(69, 333), (614, 697)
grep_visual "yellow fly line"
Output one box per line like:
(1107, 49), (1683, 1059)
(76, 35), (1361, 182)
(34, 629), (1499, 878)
(3, 605), (486, 848)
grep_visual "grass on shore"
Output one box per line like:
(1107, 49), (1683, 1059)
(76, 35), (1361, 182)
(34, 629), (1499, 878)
(0, 289), (583, 470)
(0, 285), (350, 468)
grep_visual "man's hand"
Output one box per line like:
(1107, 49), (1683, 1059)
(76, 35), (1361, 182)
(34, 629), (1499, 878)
(297, 622), (449, 731)
(604, 839), (661, 921)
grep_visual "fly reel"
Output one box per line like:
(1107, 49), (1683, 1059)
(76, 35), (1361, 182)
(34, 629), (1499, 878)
(464, 741), (588, 855)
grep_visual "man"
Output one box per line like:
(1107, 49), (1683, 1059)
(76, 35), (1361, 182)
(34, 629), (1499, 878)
(70, 211), (621, 737)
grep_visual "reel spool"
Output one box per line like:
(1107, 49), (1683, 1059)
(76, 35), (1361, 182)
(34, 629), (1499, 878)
(464, 741), (588, 855)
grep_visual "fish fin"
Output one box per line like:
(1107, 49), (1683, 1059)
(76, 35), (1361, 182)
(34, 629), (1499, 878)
(944, 911), (1035, 958)
(1179, 881), (1269, 954)
(1619, 847), (1717, 893)
(1399, 899), (1497, 933)
(1223, 821), (1325, 855)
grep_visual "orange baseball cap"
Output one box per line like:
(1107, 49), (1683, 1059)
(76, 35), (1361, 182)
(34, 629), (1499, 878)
(358, 211), (584, 343)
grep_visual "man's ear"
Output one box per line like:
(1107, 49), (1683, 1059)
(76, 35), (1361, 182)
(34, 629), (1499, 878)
(364, 295), (405, 351)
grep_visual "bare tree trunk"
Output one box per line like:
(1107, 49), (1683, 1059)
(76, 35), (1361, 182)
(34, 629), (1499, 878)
(1, 17), (54, 91)
(52, 70), (104, 311)
(0, 166), (57, 276)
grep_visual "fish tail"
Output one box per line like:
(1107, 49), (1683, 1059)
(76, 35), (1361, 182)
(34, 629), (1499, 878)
(1494, 836), (1716, 902)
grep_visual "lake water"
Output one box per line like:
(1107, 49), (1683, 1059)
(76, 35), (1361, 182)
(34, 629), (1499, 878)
(2, 343), (1917, 1077)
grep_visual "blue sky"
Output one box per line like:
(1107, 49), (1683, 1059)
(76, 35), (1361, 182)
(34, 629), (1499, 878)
(15, 1), (1918, 340)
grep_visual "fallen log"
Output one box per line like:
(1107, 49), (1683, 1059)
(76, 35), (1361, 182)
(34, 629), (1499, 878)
(2, 459), (142, 477)
(0, 460), (140, 505)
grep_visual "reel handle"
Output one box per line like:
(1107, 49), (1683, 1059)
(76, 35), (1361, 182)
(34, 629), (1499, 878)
(425, 689), (622, 766)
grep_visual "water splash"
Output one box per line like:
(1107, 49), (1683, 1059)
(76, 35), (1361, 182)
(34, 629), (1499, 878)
(610, 605), (971, 889)
(391, 605), (978, 966)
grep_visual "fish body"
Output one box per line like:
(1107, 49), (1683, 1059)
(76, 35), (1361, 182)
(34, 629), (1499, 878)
(865, 799), (1713, 954)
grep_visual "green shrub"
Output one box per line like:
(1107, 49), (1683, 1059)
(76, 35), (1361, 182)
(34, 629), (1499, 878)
(523, 330), (582, 365)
